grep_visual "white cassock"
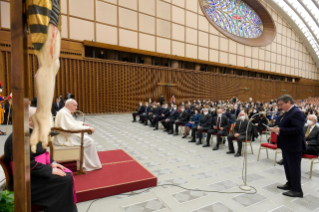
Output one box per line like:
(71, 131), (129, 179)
(53, 107), (102, 171)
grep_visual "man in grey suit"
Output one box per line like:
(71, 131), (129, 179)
(303, 114), (319, 155)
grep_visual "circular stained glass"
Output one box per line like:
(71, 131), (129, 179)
(202, 0), (264, 39)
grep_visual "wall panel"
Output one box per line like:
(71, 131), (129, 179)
(1, 49), (319, 114)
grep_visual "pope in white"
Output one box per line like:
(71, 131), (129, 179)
(53, 99), (102, 171)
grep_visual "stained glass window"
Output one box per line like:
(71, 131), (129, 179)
(202, 0), (263, 38)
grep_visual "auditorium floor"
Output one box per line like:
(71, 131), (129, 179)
(2, 114), (319, 212)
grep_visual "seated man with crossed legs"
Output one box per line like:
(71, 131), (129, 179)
(189, 108), (212, 145)
(204, 109), (229, 150)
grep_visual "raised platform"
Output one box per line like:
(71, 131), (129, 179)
(74, 149), (157, 202)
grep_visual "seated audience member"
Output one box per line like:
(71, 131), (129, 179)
(303, 114), (319, 155)
(183, 109), (200, 138)
(227, 111), (250, 157)
(153, 103), (170, 130)
(173, 106), (189, 135)
(132, 102), (145, 122)
(139, 102), (151, 123)
(268, 111), (278, 127)
(149, 102), (163, 126)
(189, 108), (212, 145)
(4, 107), (77, 212)
(162, 104), (179, 133)
(145, 102), (157, 125)
(253, 112), (268, 135)
(52, 97), (63, 116)
(205, 109), (230, 150)
(53, 99), (102, 171)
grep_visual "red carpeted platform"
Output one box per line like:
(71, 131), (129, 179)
(74, 150), (157, 202)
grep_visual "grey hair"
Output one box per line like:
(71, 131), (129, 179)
(278, 94), (294, 104)
(308, 114), (318, 123)
(65, 99), (75, 106)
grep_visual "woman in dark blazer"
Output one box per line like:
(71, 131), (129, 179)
(183, 109), (201, 138)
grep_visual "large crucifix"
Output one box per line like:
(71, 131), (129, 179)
(10, 1), (62, 211)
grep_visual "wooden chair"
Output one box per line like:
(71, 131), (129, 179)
(0, 155), (11, 192)
(50, 127), (93, 175)
(0, 155), (43, 212)
(302, 154), (319, 179)
(257, 131), (281, 166)
(178, 124), (184, 135)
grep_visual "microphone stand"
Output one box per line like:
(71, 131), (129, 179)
(239, 111), (269, 191)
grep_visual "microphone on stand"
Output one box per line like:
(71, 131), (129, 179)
(240, 110), (269, 191)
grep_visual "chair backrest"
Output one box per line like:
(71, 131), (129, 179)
(269, 132), (278, 144)
(227, 124), (232, 133)
(0, 154), (12, 191)
(267, 118), (269, 125)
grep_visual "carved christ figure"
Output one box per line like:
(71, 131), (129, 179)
(25, 0), (61, 153)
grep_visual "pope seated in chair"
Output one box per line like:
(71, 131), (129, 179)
(53, 99), (102, 171)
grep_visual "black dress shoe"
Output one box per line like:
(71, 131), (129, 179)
(196, 142), (202, 145)
(202, 144), (210, 147)
(132, 120), (136, 122)
(173, 133), (179, 136)
(282, 190), (303, 198)
(153, 128), (158, 131)
(213, 146), (219, 150)
(182, 135), (187, 138)
(188, 140), (195, 143)
(277, 184), (292, 190)
(164, 129), (169, 132)
(168, 132), (173, 134)
(226, 151), (235, 154)
(277, 159), (284, 165)
(234, 153), (241, 157)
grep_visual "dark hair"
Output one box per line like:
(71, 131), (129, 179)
(278, 94), (294, 104)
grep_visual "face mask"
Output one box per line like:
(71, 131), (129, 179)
(307, 120), (314, 126)
(253, 110), (257, 113)
(218, 113), (222, 117)
(139, 103), (142, 106)
(240, 116), (245, 121)
(195, 111), (198, 114)
(204, 112), (208, 115)
(181, 109), (185, 112)
(146, 104), (148, 107)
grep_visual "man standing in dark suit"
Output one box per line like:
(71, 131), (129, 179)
(189, 108), (212, 145)
(303, 114), (319, 155)
(173, 106), (189, 135)
(159, 94), (165, 106)
(227, 111), (250, 157)
(132, 102), (145, 122)
(153, 103), (170, 130)
(163, 104), (179, 133)
(52, 97), (63, 116)
(205, 109), (229, 150)
(270, 94), (306, 198)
